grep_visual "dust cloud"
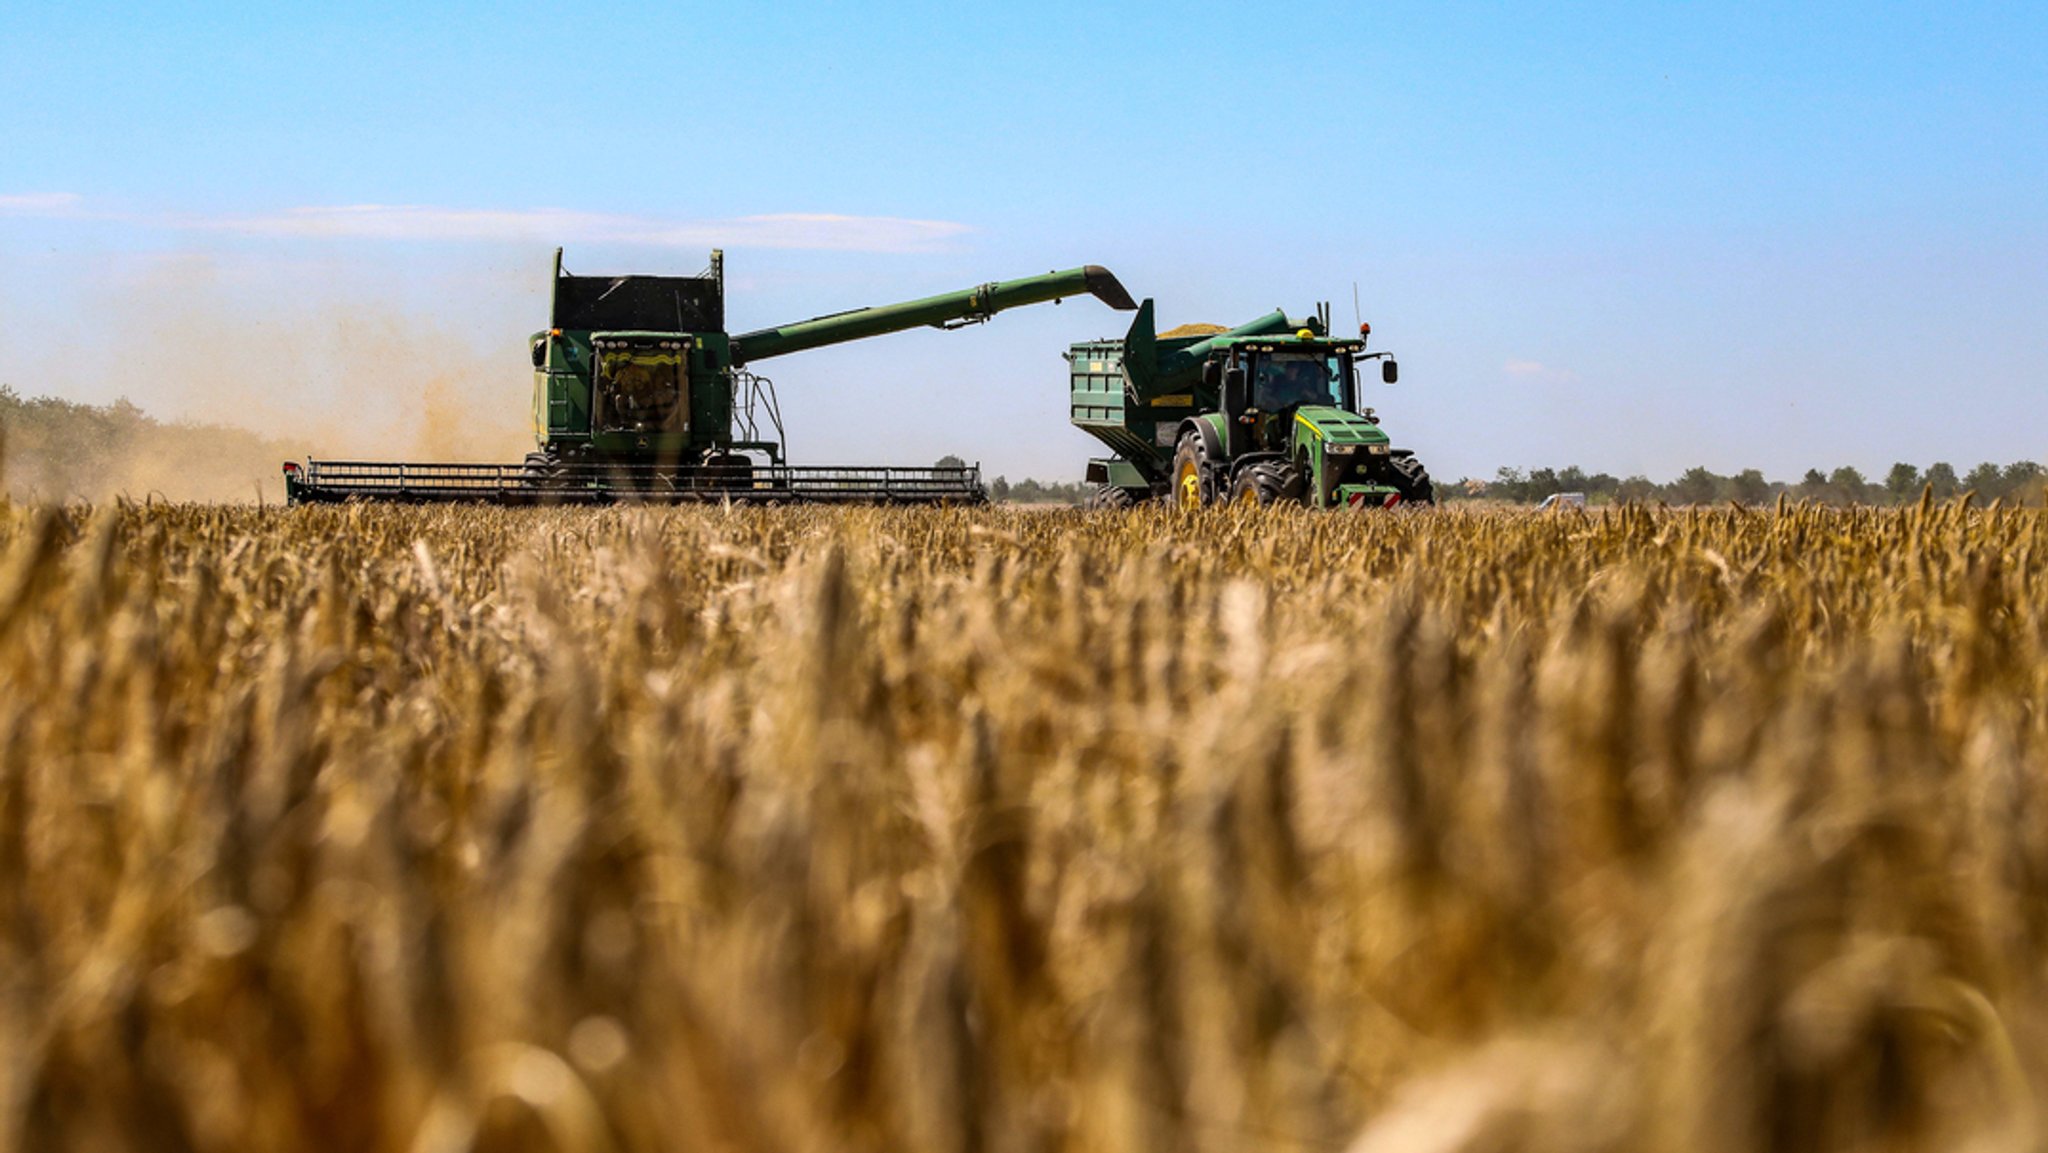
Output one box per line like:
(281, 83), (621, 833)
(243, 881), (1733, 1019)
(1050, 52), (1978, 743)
(1, 251), (538, 503)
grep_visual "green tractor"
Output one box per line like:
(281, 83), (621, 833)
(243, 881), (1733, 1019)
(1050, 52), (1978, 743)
(1069, 300), (1433, 509)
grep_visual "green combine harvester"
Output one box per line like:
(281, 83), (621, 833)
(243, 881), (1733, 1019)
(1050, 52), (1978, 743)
(1069, 298), (1434, 508)
(285, 250), (1135, 505)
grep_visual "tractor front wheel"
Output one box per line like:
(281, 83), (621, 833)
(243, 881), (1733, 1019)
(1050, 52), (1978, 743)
(1172, 433), (1213, 510)
(1390, 455), (1436, 505)
(1228, 461), (1306, 507)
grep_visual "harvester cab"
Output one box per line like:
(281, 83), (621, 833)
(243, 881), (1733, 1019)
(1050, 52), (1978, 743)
(524, 249), (752, 482)
(1069, 301), (1433, 510)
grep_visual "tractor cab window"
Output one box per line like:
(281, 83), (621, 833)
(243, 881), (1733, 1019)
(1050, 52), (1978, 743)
(1252, 353), (1341, 411)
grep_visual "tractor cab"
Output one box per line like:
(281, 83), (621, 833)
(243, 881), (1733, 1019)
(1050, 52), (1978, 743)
(1211, 334), (1374, 455)
(1224, 343), (1356, 452)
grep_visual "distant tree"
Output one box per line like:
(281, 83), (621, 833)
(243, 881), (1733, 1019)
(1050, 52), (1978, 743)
(1527, 467), (1561, 497)
(989, 475), (1011, 501)
(1492, 467), (1529, 502)
(1556, 465), (1588, 491)
(1828, 466), (1870, 505)
(1797, 470), (1830, 503)
(1617, 475), (1656, 502)
(1730, 468), (1771, 505)
(1963, 462), (2005, 502)
(1883, 462), (1922, 503)
(2001, 461), (2045, 505)
(998, 476), (1088, 505)
(1924, 461), (1960, 499)
(1586, 472), (1621, 499)
(1672, 466), (1722, 506)
(935, 454), (968, 470)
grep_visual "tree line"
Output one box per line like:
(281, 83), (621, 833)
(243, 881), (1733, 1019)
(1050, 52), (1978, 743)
(1, 385), (296, 502)
(968, 460), (2048, 508)
(1463, 461), (2048, 506)
(931, 456), (1092, 505)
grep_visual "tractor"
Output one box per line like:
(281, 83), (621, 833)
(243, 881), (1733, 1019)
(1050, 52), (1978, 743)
(1068, 300), (1433, 509)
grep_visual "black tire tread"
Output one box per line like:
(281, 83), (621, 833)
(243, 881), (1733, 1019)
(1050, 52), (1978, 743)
(1390, 455), (1436, 505)
(1087, 484), (1137, 510)
(1228, 460), (1306, 506)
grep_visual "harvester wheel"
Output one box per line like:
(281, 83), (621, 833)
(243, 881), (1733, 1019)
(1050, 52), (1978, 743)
(1087, 484), (1136, 510)
(1228, 461), (1305, 507)
(521, 451), (569, 493)
(1171, 433), (1214, 510)
(1390, 455), (1437, 505)
(701, 453), (755, 492)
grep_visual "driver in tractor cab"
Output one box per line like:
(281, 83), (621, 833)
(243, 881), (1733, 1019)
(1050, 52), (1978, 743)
(1255, 358), (1329, 411)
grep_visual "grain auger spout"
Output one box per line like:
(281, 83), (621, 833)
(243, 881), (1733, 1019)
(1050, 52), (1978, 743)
(730, 266), (1136, 365)
(284, 252), (1135, 506)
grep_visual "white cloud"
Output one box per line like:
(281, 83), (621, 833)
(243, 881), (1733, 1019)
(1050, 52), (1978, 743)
(1504, 358), (1578, 383)
(0, 194), (970, 253)
(0, 192), (86, 215)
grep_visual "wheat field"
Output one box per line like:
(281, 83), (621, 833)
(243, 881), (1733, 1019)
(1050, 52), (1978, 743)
(0, 500), (2044, 1153)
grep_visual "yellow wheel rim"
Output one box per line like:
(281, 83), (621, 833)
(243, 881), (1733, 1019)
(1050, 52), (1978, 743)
(1177, 461), (1201, 509)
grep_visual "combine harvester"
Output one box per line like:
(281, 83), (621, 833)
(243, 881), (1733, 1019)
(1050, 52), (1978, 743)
(286, 250), (1135, 505)
(1068, 298), (1435, 508)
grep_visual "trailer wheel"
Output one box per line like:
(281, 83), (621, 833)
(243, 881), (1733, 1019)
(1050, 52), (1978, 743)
(1172, 433), (1214, 510)
(1087, 484), (1136, 510)
(1229, 461), (1306, 507)
(1390, 455), (1437, 505)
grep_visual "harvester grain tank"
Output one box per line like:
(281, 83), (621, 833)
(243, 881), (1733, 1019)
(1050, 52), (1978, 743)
(285, 250), (1136, 505)
(1068, 298), (1433, 508)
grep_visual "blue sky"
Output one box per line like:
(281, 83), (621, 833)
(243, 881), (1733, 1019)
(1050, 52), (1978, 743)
(2, 0), (2043, 483)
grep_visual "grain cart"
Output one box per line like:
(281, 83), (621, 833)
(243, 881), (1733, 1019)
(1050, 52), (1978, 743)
(1068, 299), (1433, 509)
(286, 250), (1135, 504)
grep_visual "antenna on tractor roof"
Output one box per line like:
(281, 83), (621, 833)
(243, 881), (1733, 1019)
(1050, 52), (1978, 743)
(1352, 282), (1362, 331)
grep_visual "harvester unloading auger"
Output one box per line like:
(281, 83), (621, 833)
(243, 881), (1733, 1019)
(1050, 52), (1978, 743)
(285, 250), (1136, 505)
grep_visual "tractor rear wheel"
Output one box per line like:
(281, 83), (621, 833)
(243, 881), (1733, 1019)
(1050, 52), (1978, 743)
(1172, 432), (1214, 510)
(1390, 455), (1436, 505)
(1228, 461), (1306, 506)
(1087, 484), (1136, 510)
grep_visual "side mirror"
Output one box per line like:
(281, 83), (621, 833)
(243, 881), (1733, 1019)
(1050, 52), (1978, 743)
(1382, 359), (1399, 385)
(1202, 360), (1221, 390)
(531, 338), (548, 369)
(1223, 367), (1250, 415)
